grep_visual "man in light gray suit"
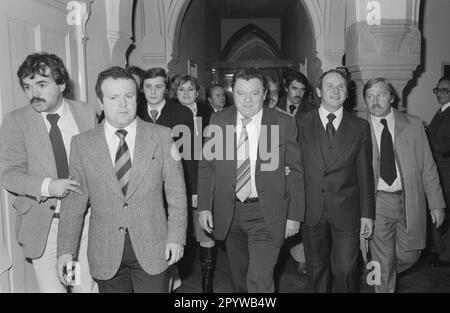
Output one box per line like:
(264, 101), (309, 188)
(0, 52), (97, 292)
(56, 67), (187, 293)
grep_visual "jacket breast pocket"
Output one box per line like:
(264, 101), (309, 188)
(12, 197), (34, 216)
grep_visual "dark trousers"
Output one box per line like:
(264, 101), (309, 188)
(96, 232), (170, 293)
(303, 215), (360, 293)
(431, 174), (450, 261)
(224, 201), (280, 293)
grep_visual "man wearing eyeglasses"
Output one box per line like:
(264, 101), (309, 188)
(427, 76), (450, 267)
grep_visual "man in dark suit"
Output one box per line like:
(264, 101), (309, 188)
(56, 66), (187, 293)
(138, 68), (195, 202)
(427, 76), (450, 267)
(297, 69), (375, 293)
(277, 70), (316, 118)
(198, 68), (304, 292)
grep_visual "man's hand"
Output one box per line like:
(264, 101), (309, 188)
(198, 210), (213, 233)
(285, 219), (300, 239)
(360, 218), (374, 239)
(49, 179), (81, 198)
(431, 208), (445, 229)
(57, 254), (73, 286)
(166, 243), (184, 266)
(192, 194), (198, 208)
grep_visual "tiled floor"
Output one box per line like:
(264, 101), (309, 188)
(176, 241), (450, 293)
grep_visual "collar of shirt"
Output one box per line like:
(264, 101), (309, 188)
(147, 99), (166, 119)
(41, 99), (68, 129)
(370, 109), (395, 135)
(441, 102), (450, 113)
(236, 107), (263, 128)
(104, 118), (137, 163)
(184, 103), (198, 117)
(318, 105), (343, 130)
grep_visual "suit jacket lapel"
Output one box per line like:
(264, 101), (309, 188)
(367, 112), (380, 190)
(311, 111), (327, 170)
(89, 122), (124, 198)
(67, 99), (92, 133)
(393, 108), (407, 142)
(256, 107), (275, 174)
(224, 106), (238, 184)
(326, 111), (356, 169)
(125, 118), (156, 200)
(28, 108), (57, 178)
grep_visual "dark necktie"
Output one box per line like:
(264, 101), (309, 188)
(326, 113), (336, 140)
(380, 118), (397, 186)
(115, 130), (132, 196)
(47, 114), (69, 178)
(150, 110), (158, 123)
(289, 104), (296, 114)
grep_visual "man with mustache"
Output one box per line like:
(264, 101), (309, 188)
(363, 77), (445, 292)
(0, 52), (97, 292)
(277, 70), (316, 118)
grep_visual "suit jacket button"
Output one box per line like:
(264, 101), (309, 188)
(50, 205), (56, 211)
(322, 189), (325, 193)
(124, 203), (128, 209)
(119, 227), (125, 232)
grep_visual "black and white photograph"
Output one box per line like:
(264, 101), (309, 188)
(0, 0), (450, 301)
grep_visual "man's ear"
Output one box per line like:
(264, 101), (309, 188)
(97, 97), (104, 110)
(316, 87), (322, 99)
(59, 83), (66, 93)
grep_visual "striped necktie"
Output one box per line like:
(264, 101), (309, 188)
(115, 129), (132, 196)
(236, 118), (252, 202)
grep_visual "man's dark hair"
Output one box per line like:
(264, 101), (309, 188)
(363, 77), (396, 98)
(126, 65), (145, 86)
(438, 76), (450, 84)
(207, 84), (225, 98)
(17, 52), (71, 95)
(317, 68), (351, 91)
(232, 68), (266, 91)
(142, 67), (169, 89)
(283, 70), (311, 99)
(95, 66), (137, 103)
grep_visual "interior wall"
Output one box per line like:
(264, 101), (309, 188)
(221, 18), (281, 49)
(407, 0), (450, 123)
(170, 0), (221, 86)
(85, 0), (111, 113)
(281, 1), (316, 83)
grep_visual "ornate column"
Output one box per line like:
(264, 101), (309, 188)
(105, 0), (134, 67)
(345, 0), (421, 115)
(128, 0), (189, 70)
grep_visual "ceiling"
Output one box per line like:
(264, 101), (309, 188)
(208, 0), (296, 18)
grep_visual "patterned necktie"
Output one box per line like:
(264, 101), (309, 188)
(115, 129), (132, 196)
(150, 110), (158, 122)
(236, 118), (252, 202)
(326, 113), (336, 140)
(47, 114), (69, 178)
(380, 119), (397, 186)
(289, 104), (296, 115)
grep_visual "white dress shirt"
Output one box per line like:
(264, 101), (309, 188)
(441, 102), (450, 113)
(40, 99), (80, 213)
(104, 119), (137, 166)
(147, 99), (166, 121)
(318, 105), (344, 131)
(370, 110), (402, 192)
(236, 109), (263, 198)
